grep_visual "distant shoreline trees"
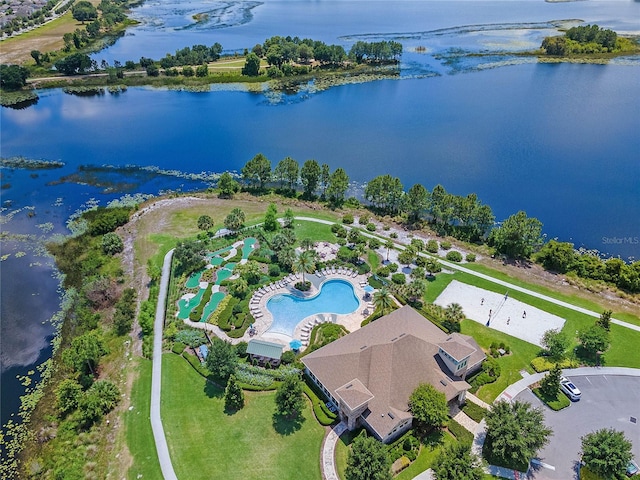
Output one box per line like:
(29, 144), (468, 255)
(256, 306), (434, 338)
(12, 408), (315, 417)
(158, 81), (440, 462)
(220, 152), (639, 294)
(541, 24), (635, 56)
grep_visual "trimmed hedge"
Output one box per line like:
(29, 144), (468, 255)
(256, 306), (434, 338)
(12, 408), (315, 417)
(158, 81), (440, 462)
(391, 273), (406, 285)
(461, 402), (488, 423)
(182, 351), (210, 378)
(303, 383), (337, 426)
(189, 284), (213, 321)
(426, 240), (439, 253)
(172, 342), (186, 355)
(530, 356), (579, 373)
(447, 418), (473, 444)
(465, 253), (476, 262)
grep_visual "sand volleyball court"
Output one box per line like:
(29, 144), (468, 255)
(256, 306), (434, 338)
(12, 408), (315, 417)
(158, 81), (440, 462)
(434, 280), (565, 347)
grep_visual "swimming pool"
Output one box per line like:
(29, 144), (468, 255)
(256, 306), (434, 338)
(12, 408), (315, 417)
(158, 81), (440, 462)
(266, 280), (359, 337)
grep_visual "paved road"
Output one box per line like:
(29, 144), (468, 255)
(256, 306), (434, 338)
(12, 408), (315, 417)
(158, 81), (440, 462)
(514, 372), (640, 480)
(150, 249), (178, 480)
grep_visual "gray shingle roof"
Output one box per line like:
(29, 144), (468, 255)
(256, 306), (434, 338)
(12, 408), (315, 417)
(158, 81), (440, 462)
(302, 306), (485, 439)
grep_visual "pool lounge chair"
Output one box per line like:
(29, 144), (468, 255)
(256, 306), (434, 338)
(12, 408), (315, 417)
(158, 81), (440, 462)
(351, 270), (358, 278)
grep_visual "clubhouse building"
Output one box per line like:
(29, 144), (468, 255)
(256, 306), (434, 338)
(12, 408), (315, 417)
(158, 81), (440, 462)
(301, 305), (485, 443)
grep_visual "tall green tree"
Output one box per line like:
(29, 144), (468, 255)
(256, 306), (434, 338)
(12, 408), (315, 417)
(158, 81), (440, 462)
(217, 171), (239, 198)
(489, 210), (543, 259)
(241, 153), (271, 190)
(274, 374), (305, 418)
(577, 325), (610, 360)
(596, 309), (612, 331)
(581, 429), (632, 480)
(264, 203), (279, 231)
(55, 379), (83, 415)
(274, 156), (299, 191)
(72, 1), (98, 23)
(433, 442), (484, 480)
(0, 64), (29, 90)
(384, 239), (394, 261)
(409, 383), (448, 431)
(242, 52), (261, 76)
(224, 374), (245, 411)
(365, 174), (404, 213)
(62, 330), (107, 376)
(173, 239), (206, 275)
(76, 380), (120, 429)
(206, 338), (238, 381)
(484, 400), (552, 469)
(403, 183), (429, 223)
(300, 159), (321, 198)
(326, 167), (350, 205)
(346, 434), (392, 480)
(539, 363), (562, 398)
(541, 329), (569, 360)
(320, 163), (331, 197)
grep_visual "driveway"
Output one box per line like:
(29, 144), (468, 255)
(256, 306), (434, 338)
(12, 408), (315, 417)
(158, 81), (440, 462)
(514, 374), (640, 480)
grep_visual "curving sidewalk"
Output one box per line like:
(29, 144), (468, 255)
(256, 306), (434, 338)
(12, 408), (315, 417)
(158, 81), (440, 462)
(322, 422), (347, 480)
(150, 249), (179, 480)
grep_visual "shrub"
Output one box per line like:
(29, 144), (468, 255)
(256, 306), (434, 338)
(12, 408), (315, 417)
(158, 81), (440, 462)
(440, 241), (451, 250)
(268, 264), (280, 277)
(376, 266), (390, 277)
(391, 273), (406, 285)
(366, 223), (376, 232)
(342, 213), (354, 224)
(426, 240), (439, 253)
(405, 450), (417, 461)
(368, 238), (381, 249)
(390, 232), (398, 239)
(336, 237), (347, 246)
(172, 342), (186, 355)
(466, 253), (476, 262)
(359, 215), (370, 224)
(357, 263), (371, 275)
(281, 350), (296, 364)
(446, 251), (463, 262)
(393, 457), (411, 474)
(295, 281), (311, 291)
(235, 341), (248, 357)
(530, 356), (579, 373)
(101, 232), (124, 255)
(462, 402), (488, 422)
(302, 381), (337, 426)
(447, 418), (473, 443)
(388, 262), (398, 273)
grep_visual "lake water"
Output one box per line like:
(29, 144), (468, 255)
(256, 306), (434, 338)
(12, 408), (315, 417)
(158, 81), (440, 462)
(1, 0), (639, 430)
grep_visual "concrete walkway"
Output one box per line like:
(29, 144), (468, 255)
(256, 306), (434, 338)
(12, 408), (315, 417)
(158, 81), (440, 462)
(151, 249), (179, 480)
(322, 422), (347, 480)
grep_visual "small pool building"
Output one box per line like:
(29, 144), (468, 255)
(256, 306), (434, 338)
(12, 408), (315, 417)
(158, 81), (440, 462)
(246, 339), (284, 367)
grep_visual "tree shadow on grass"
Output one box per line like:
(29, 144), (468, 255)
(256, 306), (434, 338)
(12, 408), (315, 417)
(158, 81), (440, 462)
(203, 379), (224, 399)
(272, 411), (305, 436)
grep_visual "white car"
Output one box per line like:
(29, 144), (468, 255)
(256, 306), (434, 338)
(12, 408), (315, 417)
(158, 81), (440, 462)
(560, 376), (581, 401)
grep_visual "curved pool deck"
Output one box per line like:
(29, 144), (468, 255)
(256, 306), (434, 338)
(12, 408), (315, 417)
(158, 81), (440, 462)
(250, 271), (372, 346)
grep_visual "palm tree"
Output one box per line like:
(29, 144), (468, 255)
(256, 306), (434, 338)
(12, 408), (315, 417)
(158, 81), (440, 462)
(445, 303), (465, 323)
(405, 279), (426, 303)
(373, 287), (395, 315)
(300, 238), (315, 251)
(385, 239), (394, 262)
(294, 250), (316, 283)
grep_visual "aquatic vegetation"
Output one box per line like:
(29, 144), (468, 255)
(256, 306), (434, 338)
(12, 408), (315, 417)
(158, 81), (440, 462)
(0, 157), (65, 170)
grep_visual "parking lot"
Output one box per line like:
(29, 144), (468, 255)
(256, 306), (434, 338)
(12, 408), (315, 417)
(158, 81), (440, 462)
(514, 374), (640, 480)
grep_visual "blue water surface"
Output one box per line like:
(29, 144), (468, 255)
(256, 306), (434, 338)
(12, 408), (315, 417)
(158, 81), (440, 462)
(266, 280), (360, 336)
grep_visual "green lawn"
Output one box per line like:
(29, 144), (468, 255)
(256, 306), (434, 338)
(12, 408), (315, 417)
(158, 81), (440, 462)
(125, 358), (163, 480)
(294, 219), (337, 244)
(461, 320), (541, 402)
(161, 354), (325, 480)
